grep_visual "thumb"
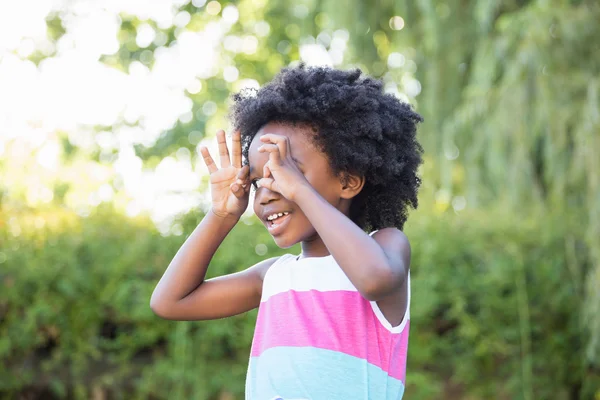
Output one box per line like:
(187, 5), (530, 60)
(263, 163), (272, 179)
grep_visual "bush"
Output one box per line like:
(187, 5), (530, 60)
(406, 207), (597, 399)
(0, 203), (597, 399)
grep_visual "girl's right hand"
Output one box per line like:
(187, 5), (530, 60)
(200, 129), (251, 220)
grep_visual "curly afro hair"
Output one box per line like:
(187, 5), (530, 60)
(228, 63), (423, 231)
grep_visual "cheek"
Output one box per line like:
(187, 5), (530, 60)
(252, 194), (260, 214)
(305, 174), (339, 202)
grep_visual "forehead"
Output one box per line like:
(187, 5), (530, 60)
(248, 122), (323, 169)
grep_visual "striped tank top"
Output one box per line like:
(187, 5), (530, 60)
(245, 252), (411, 399)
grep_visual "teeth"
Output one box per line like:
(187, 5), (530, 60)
(267, 212), (289, 221)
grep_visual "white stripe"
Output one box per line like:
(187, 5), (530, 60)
(369, 271), (411, 333)
(261, 254), (357, 302)
(367, 229), (411, 333)
(263, 232), (379, 302)
(261, 252), (412, 334)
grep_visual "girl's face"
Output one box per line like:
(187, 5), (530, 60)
(248, 122), (347, 250)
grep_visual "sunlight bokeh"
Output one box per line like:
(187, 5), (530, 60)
(0, 0), (346, 229)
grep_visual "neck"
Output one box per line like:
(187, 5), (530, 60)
(299, 234), (331, 259)
(298, 198), (352, 259)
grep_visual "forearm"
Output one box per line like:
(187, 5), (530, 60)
(150, 210), (238, 309)
(294, 186), (403, 299)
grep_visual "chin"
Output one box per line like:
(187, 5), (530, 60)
(271, 234), (300, 249)
(271, 226), (316, 249)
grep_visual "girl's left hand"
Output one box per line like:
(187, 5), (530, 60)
(257, 134), (311, 201)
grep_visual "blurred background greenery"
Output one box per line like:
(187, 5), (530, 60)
(0, 0), (599, 399)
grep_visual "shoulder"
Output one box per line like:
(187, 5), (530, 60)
(371, 228), (411, 265)
(238, 256), (280, 301)
(246, 255), (282, 281)
(245, 254), (295, 288)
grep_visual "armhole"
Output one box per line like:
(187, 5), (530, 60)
(369, 272), (410, 333)
(368, 229), (410, 333)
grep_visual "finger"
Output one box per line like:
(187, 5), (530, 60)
(258, 143), (282, 165)
(217, 129), (231, 168)
(263, 163), (271, 179)
(260, 134), (288, 159)
(236, 165), (250, 180)
(257, 177), (278, 193)
(200, 146), (218, 174)
(235, 165), (250, 186)
(240, 181), (250, 193)
(231, 130), (242, 168)
(230, 182), (247, 199)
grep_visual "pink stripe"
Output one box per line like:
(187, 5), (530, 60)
(250, 289), (409, 382)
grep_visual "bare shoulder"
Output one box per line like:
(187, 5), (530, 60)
(243, 255), (282, 294)
(210, 254), (283, 296)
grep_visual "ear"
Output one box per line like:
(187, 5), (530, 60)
(340, 173), (365, 199)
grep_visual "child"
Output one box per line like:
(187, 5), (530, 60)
(150, 63), (423, 399)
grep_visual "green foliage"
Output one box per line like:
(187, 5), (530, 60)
(0, 204), (288, 399)
(407, 206), (596, 399)
(2, 0), (598, 398)
(1, 204), (598, 399)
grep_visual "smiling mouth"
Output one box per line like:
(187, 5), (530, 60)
(266, 211), (289, 223)
(265, 212), (292, 234)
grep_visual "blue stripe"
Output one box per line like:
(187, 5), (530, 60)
(245, 346), (405, 400)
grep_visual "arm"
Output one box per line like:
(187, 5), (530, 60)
(150, 211), (277, 321)
(151, 129), (271, 320)
(256, 133), (410, 302)
(294, 186), (410, 301)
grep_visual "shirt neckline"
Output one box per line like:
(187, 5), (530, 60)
(294, 254), (333, 262)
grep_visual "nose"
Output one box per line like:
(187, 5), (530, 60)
(256, 186), (281, 205)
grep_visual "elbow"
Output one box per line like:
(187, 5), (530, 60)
(360, 286), (391, 302)
(359, 267), (403, 301)
(149, 293), (172, 319)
